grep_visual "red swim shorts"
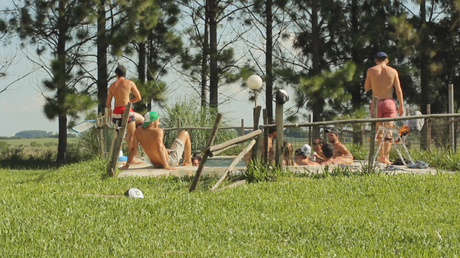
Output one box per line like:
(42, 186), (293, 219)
(371, 99), (397, 118)
(112, 106), (135, 126)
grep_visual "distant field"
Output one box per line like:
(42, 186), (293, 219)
(0, 137), (79, 148)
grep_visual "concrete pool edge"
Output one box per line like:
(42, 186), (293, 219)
(117, 160), (445, 178)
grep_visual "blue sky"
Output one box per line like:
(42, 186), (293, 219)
(0, 0), (299, 137)
(0, 43), (298, 137)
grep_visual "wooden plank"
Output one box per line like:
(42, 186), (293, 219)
(107, 103), (131, 177)
(189, 113), (223, 192)
(267, 113), (460, 128)
(262, 109), (268, 163)
(251, 106), (262, 160)
(426, 104), (431, 151)
(210, 143), (240, 157)
(209, 129), (262, 152)
(368, 97), (378, 173)
(210, 139), (256, 191)
(104, 108), (111, 159)
(275, 102), (284, 168)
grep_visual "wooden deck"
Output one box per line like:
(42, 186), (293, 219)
(117, 159), (447, 178)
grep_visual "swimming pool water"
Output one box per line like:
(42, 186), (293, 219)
(205, 156), (246, 167)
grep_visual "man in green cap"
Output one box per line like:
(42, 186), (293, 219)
(122, 111), (192, 170)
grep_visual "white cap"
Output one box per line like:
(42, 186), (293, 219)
(301, 144), (311, 156)
(124, 188), (144, 198)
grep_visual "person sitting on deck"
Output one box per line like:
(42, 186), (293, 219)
(122, 111), (192, 170)
(326, 127), (354, 164)
(294, 144), (319, 165)
(311, 138), (325, 163)
(283, 141), (296, 166)
(319, 144), (337, 165)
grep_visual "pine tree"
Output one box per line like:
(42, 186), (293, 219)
(178, 0), (242, 112)
(13, 0), (95, 165)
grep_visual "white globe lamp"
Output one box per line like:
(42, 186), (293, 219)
(247, 75), (263, 107)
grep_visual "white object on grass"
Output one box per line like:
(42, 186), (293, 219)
(125, 188), (144, 198)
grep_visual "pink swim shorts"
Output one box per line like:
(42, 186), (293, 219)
(371, 99), (397, 118)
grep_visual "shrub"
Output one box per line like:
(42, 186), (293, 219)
(243, 159), (292, 183)
(161, 98), (239, 154)
(30, 141), (42, 147)
(0, 141), (7, 152)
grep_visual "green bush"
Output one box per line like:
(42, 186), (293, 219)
(161, 98), (239, 154)
(243, 159), (292, 183)
(0, 141), (8, 152)
(30, 141), (42, 147)
(76, 129), (103, 158)
(0, 138), (96, 169)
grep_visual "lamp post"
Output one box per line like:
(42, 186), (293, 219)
(247, 74), (263, 107)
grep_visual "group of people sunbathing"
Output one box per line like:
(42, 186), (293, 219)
(283, 127), (354, 166)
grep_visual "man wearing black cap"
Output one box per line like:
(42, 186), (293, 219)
(364, 52), (404, 164)
(326, 127), (353, 164)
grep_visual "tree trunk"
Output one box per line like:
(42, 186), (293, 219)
(350, 0), (363, 144)
(201, 0), (210, 109)
(97, 0), (108, 114)
(147, 37), (154, 111)
(209, 0), (218, 111)
(265, 0), (274, 124)
(311, 2), (322, 139)
(57, 114), (67, 165)
(138, 42), (146, 83)
(56, 0), (67, 165)
(420, 0), (429, 150)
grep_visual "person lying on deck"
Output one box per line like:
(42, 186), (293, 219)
(122, 111), (192, 170)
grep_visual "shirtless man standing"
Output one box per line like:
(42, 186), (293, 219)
(326, 127), (353, 164)
(364, 52), (404, 164)
(106, 65), (142, 163)
(123, 111), (192, 170)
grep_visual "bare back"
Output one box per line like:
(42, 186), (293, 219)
(365, 62), (404, 116)
(106, 77), (141, 109)
(134, 127), (169, 167)
(364, 63), (398, 99)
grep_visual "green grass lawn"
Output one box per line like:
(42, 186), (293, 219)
(1, 159), (459, 256)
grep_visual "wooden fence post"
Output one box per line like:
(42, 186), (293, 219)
(368, 97), (379, 173)
(189, 113), (223, 192)
(240, 119), (244, 150)
(322, 117), (326, 140)
(263, 109), (268, 163)
(252, 106), (262, 161)
(426, 104), (431, 151)
(308, 114), (312, 145)
(107, 103), (131, 177)
(275, 102), (284, 169)
(210, 139), (256, 191)
(449, 84), (455, 153)
(177, 118), (181, 135)
(104, 108), (112, 159)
